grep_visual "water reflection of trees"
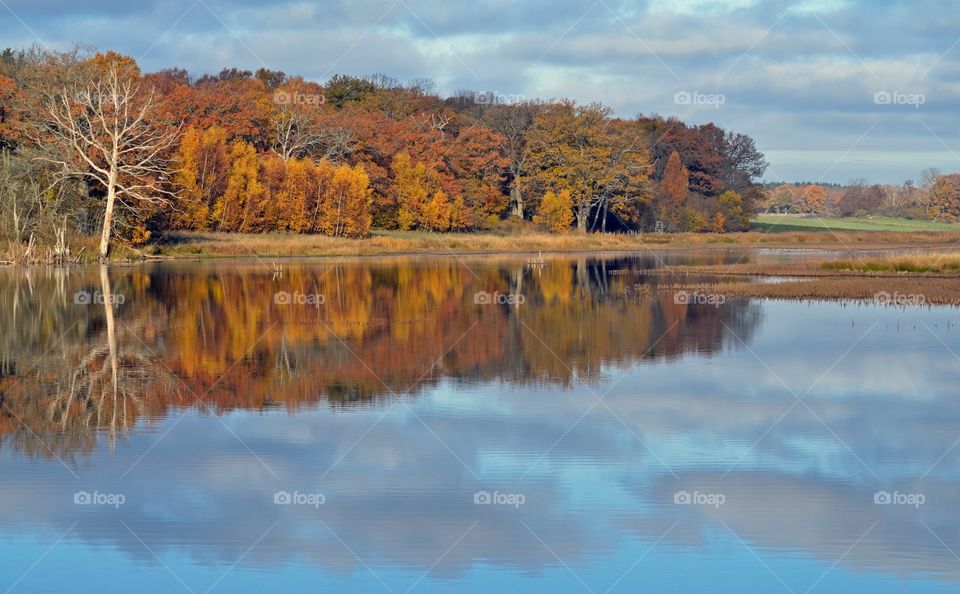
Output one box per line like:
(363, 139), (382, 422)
(0, 266), (181, 460)
(0, 255), (760, 457)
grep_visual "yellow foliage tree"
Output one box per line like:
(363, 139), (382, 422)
(318, 164), (372, 238)
(711, 211), (726, 233)
(279, 158), (311, 232)
(173, 126), (230, 230)
(449, 194), (473, 231)
(213, 141), (262, 232)
(308, 160), (336, 232)
(255, 154), (286, 231)
(533, 190), (574, 232)
(392, 152), (442, 231)
(423, 190), (452, 232)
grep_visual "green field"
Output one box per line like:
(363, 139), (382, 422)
(751, 214), (960, 233)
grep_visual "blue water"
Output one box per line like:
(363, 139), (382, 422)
(0, 256), (958, 592)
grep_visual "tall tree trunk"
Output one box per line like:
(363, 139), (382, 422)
(511, 185), (524, 218)
(99, 170), (117, 260)
(576, 204), (589, 232)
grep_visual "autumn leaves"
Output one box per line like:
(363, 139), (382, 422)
(175, 127), (372, 237)
(0, 47), (777, 255)
(393, 152), (472, 232)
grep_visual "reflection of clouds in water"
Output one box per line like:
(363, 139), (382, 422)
(3, 346), (960, 582)
(0, 409), (608, 576)
(1, 266), (959, 584)
(634, 472), (960, 581)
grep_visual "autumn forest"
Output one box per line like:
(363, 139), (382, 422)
(0, 46), (772, 259)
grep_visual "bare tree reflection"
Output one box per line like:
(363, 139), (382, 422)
(2, 266), (180, 460)
(0, 254), (760, 457)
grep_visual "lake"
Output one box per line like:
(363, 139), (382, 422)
(0, 251), (958, 593)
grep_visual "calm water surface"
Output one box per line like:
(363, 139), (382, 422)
(0, 251), (958, 593)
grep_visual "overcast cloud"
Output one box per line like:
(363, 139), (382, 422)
(2, 0), (958, 183)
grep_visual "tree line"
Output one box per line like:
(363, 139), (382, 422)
(760, 168), (960, 221)
(0, 46), (771, 258)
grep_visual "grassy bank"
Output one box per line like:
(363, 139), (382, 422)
(142, 227), (960, 260)
(751, 214), (960, 233)
(4, 221), (958, 264)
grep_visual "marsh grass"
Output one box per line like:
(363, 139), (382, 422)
(147, 229), (960, 260)
(684, 277), (960, 306)
(822, 252), (960, 274)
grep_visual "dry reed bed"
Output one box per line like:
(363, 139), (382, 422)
(659, 256), (960, 280)
(823, 252), (960, 274)
(670, 277), (960, 306)
(153, 229), (960, 259)
(655, 251), (960, 305)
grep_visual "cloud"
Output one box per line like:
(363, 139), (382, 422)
(1, 0), (958, 182)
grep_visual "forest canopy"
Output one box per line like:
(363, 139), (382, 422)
(0, 45), (776, 257)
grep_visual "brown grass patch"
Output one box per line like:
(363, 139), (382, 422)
(677, 277), (960, 306)
(148, 228), (960, 260)
(822, 252), (960, 274)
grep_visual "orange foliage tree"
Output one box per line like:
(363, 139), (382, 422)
(802, 184), (827, 215)
(660, 150), (689, 209)
(928, 174), (960, 222)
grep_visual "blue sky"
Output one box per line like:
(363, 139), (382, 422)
(3, 0), (959, 183)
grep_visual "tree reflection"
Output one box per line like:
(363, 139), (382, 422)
(1, 266), (180, 459)
(0, 254), (761, 457)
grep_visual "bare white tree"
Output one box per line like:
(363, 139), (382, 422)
(272, 106), (355, 163)
(35, 64), (179, 259)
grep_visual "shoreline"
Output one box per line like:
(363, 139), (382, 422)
(138, 229), (960, 262)
(4, 229), (959, 273)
